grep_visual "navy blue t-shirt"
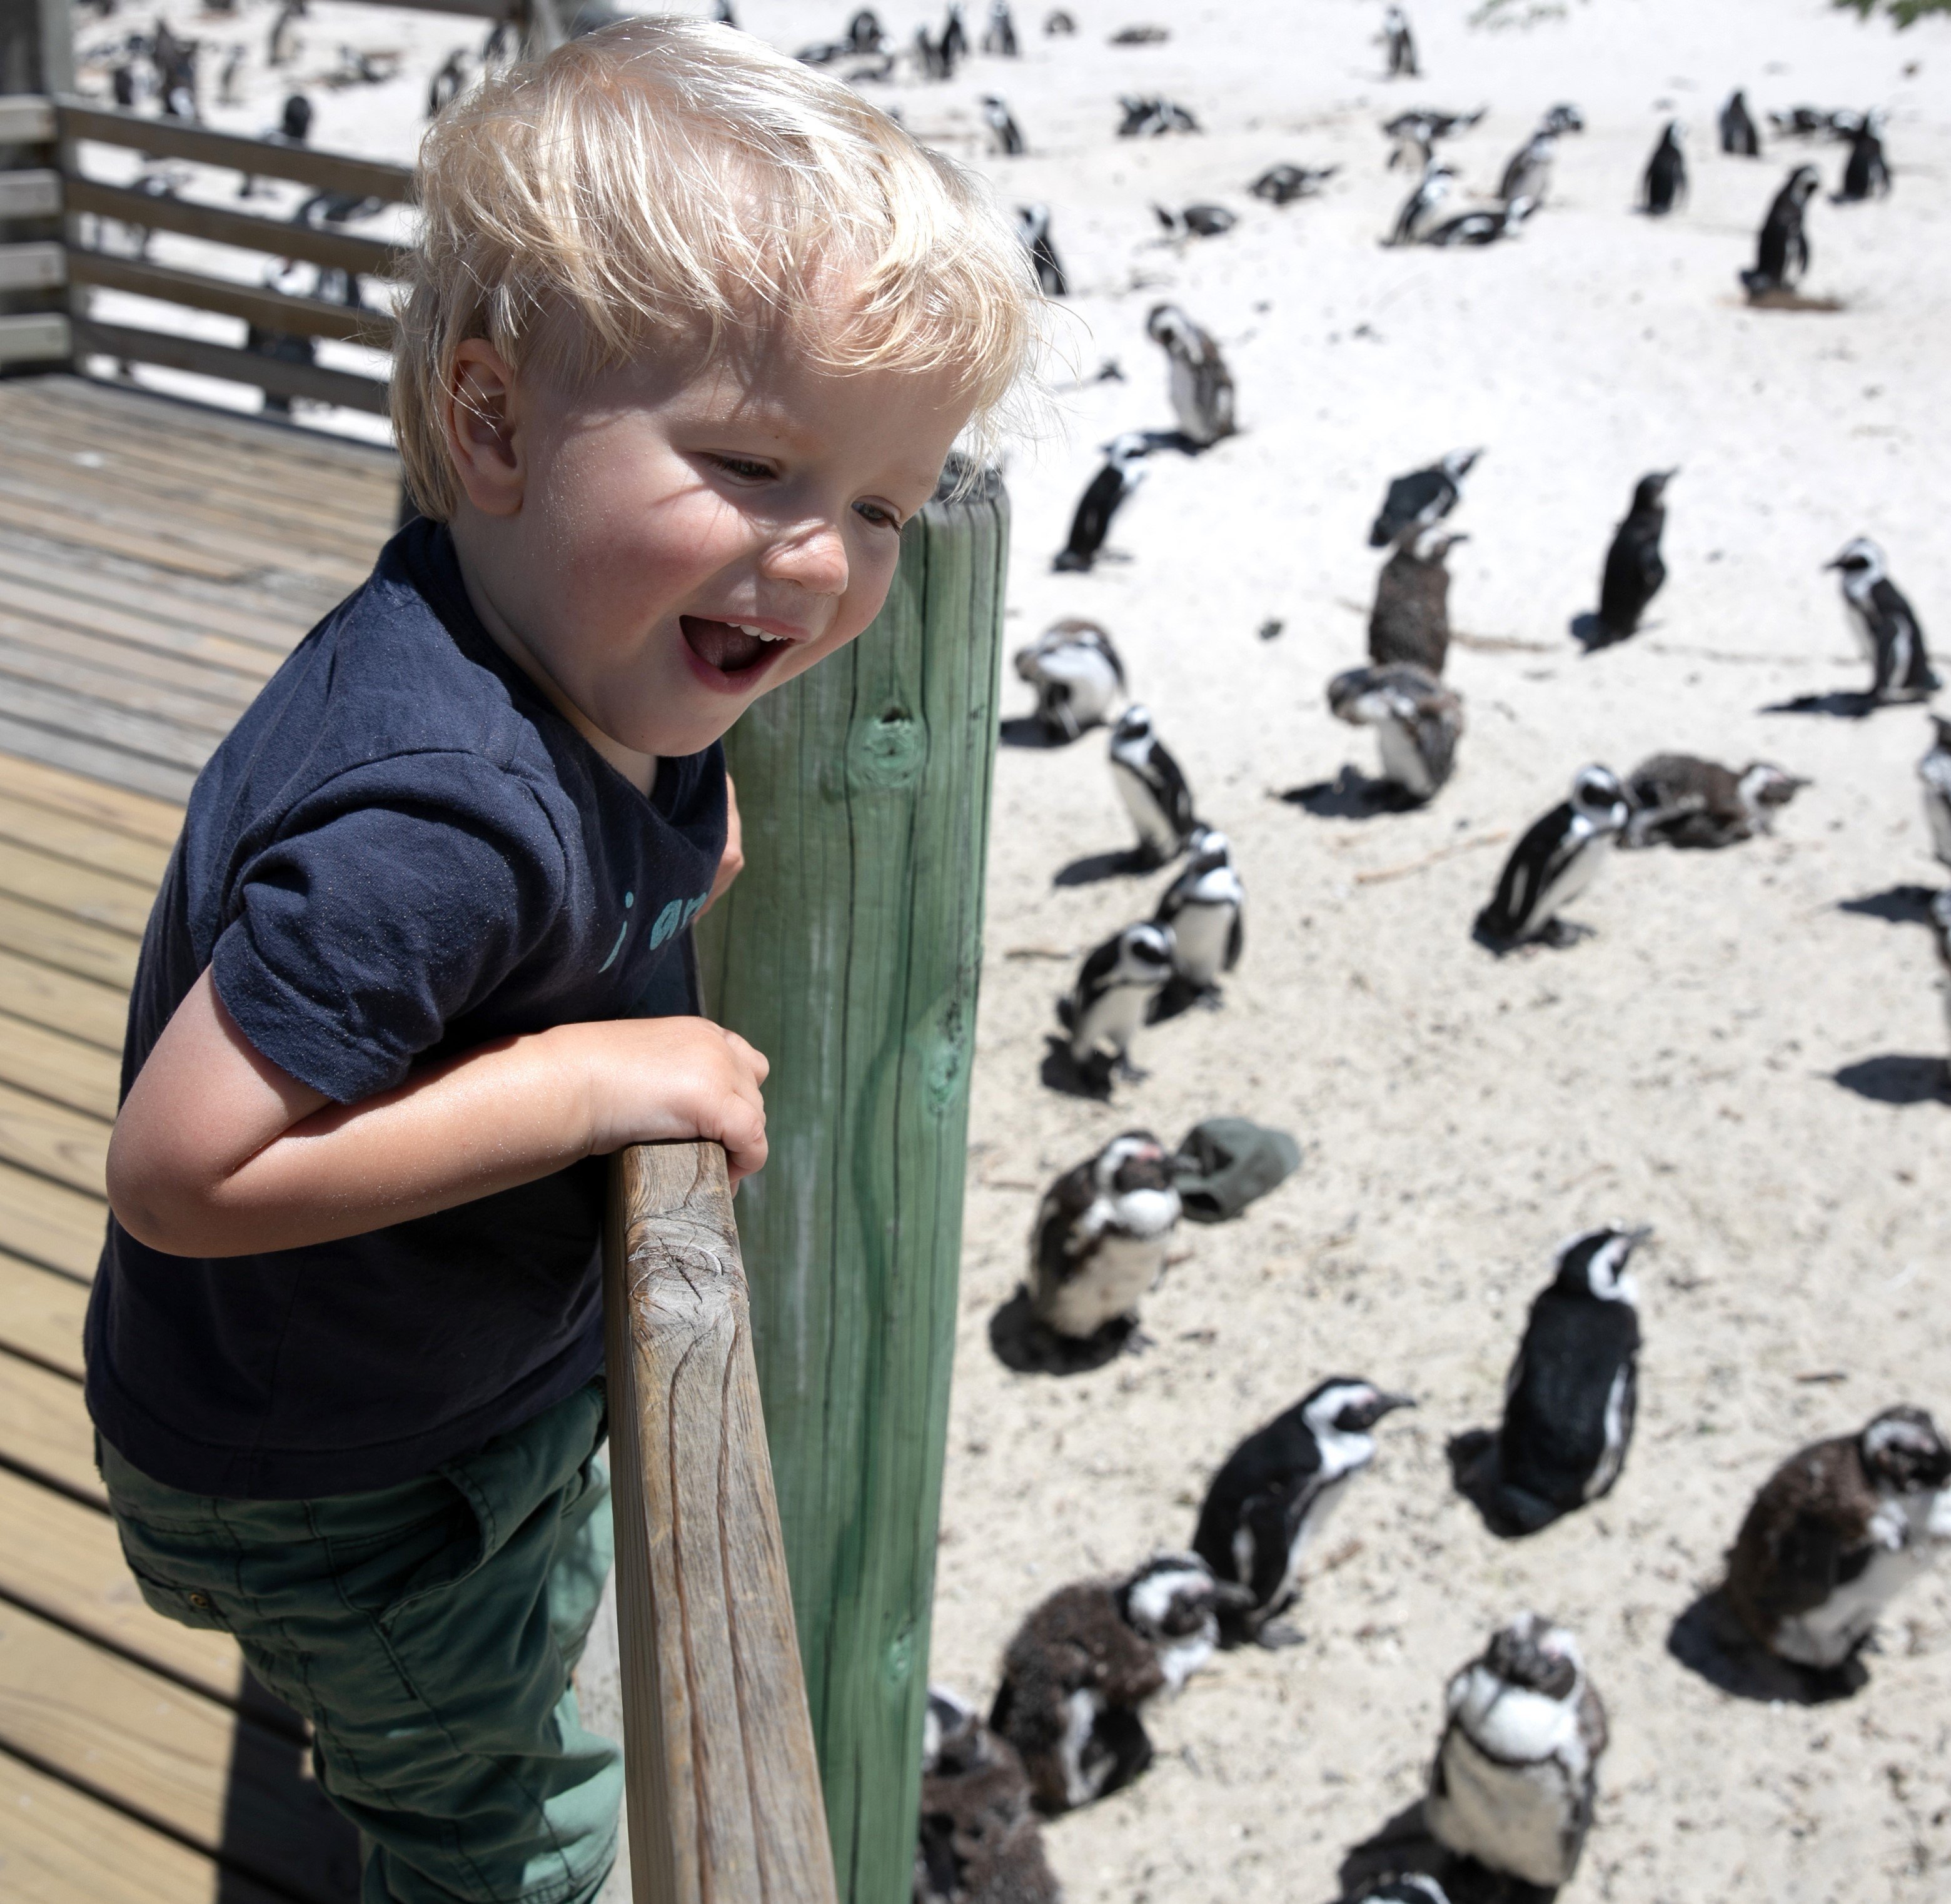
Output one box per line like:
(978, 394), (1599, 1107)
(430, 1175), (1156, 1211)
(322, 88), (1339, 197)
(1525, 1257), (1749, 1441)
(84, 518), (726, 1499)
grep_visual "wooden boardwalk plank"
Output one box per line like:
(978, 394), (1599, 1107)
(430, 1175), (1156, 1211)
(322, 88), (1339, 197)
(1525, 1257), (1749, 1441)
(0, 753), (184, 845)
(0, 617), (263, 718)
(0, 1468), (241, 1703)
(0, 1157), (106, 1281)
(0, 840), (154, 939)
(0, 1079), (109, 1197)
(0, 1347), (102, 1505)
(0, 792), (174, 888)
(0, 641), (244, 740)
(0, 715), (199, 805)
(0, 954), (133, 1052)
(0, 1251), (87, 1379)
(0, 1013), (123, 1120)
(0, 492), (248, 582)
(0, 552), (309, 662)
(0, 679), (221, 777)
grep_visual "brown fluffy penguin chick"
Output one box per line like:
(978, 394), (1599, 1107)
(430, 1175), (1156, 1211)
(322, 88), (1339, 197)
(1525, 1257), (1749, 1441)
(1369, 527), (1466, 674)
(914, 1688), (1060, 1904)
(1623, 753), (1807, 848)
(1725, 1406), (1951, 1670)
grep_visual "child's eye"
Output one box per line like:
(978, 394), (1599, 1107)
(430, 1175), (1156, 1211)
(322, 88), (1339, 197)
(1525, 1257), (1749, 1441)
(854, 500), (902, 530)
(711, 455), (775, 482)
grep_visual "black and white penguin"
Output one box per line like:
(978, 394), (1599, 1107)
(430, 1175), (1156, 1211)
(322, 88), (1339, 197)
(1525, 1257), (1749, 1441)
(1540, 102), (1585, 136)
(1641, 120), (1688, 215)
(1827, 536), (1939, 703)
(1386, 159), (1455, 246)
(981, 94), (1026, 156)
(915, 1686), (1060, 1904)
(1110, 704), (1199, 865)
(1144, 304), (1236, 446)
(1192, 1378), (1415, 1647)
(1328, 665), (1465, 805)
(845, 8), (885, 51)
(1054, 433), (1149, 573)
(1383, 5), (1418, 78)
(1371, 524), (1465, 672)
(1043, 8), (1075, 33)
(280, 89), (313, 144)
(1118, 94), (1200, 138)
(1423, 196), (1534, 246)
(1014, 618), (1126, 740)
(1424, 1613), (1608, 1891)
(1835, 110), (1892, 203)
(1361, 1883), (1451, 1904)
(1931, 890), (1951, 1069)
(1725, 1406), (1951, 1671)
(981, 0), (1018, 56)
(1595, 468), (1675, 642)
(1476, 765), (1631, 948)
(1740, 163), (1820, 297)
(1369, 448), (1480, 550)
(1251, 162), (1338, 205)
(1623, 753), (1806, 849)
(1064, 922), (1175, 1080)
(1152, 827), (1244, 995)
(1383, 107), (1486, 165)
(426, 48), (467, 118)
(1721, 88), (1762, 156)
(989, 1555), (1242, 1814)
(1029, 1131), (1182, 1342)
(1014, 203), (1066, 295)
(1499, 130), (1556, 208)
(1919, 716), (1951, 870)
(218, 43), (246, 109)
(941, 1), (969, 61)
(1153, 201), (1236, 239)
(1493, 1227), (1648, 1534)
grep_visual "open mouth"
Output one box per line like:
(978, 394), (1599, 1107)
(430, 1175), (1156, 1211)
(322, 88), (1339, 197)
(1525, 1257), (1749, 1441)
(679, 616), (794, 682)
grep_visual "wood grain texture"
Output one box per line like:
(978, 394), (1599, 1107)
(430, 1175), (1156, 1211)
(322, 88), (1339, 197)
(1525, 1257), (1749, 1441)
(0, 1009), (123, 1117)
(0, 890), (145, 987)
(0, 1074), (109, 1194)
(0, 1155), (108, 1279)
(0, 750), (184, 847)
(0, 949), (134, 1050)
(0, 1343), (103, 1503)
(0, 1247), (87, 1376)
(603, 1139), (839, 1904)
(693, 483), (1008, 1901)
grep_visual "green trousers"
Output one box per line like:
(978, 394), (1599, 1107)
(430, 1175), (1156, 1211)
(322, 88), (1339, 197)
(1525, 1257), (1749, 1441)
(99, 1380), (622, 1904)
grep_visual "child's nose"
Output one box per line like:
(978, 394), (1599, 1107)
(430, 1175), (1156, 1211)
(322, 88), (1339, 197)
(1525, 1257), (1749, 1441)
(760, 520), (849, 598)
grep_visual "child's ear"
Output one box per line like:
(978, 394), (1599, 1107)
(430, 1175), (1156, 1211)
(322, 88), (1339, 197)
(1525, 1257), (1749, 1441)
(443, 340), (525, 517)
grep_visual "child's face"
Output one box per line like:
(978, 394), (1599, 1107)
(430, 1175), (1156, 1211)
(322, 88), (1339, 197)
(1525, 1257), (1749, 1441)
(445, 330), (974, 764)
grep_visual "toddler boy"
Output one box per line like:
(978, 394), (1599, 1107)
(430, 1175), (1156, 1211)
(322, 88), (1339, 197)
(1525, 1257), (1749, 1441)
(89, 19), (1036, 1901)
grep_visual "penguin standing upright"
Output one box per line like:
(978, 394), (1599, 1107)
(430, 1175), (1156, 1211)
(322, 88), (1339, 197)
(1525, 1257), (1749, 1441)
(1498, 130), (1556, 208)
(1328, 665), (1465, 805)
(1741, 163), (1820, 296)
(1029, 1131), (1182, 1343)
(1382, 6), (1417, 78)
(1014, 203), (1066, 294)
(1371, 525), (1465, 670)
(1054, 433), (1148, 573)
(1063, 922), (1174, 1081)
(981, 0), (1018, 56)
(1110, 705), (1198, 864)
(941, 1), (969, 61)
(1827, 536), (1939, 703)
(1192, 1378), (1415, 1646)
(1623, 754), (1807, 848)
(1721, 88), (1761, 156)
(1369, 449), (1480, 548)
(1493, 1226), (1648, 1533)
(1014, 618), (1125, 740)
(1595, 469), (1675, 642)
(914, 1687), (1059, 1904)
(1145, 304), (1236, 446)
(427, 48), (467, 118)
(981, 94), (1026, 155)
(1641, 120), (1688, 214)
(1835, 111), (1892, 202)
(1476, 765), (1631, 947)
(989, 1556), (1243, 1814)
(1918, 716), (1951, 870)
(1152, 827), (1244, 995)
(1386, 159), (1454, 246)
(1424, 1613), (1608, 1891)
(1725, 1406), (1951, 1670)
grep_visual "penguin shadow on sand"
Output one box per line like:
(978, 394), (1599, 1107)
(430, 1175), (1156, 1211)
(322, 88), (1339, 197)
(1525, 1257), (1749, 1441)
(999, 714), (1072, 749)
(1828, 887), (1951, 1104)
(1442, 1430), (1540, 1539)
(1279, 765), (1425, 819)
(1567, 610), (1662, 655)
(1758, 688), (1882, 720)
(1333, 1806), (1559, 1904)
(1665, 1589), (1869, 1706)
(988, 1287), (1137, 1374)
(1051, 845), (1156, 885)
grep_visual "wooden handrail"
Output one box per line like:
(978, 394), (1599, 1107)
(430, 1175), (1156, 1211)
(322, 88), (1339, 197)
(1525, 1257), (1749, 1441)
(73, 317), (391, 413)
(63, 177), (403, 280)
(66, 250), (395, 345)
(603, 1141), (839, 1904)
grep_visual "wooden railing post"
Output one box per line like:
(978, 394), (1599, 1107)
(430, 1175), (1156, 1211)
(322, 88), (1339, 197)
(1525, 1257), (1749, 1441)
(693, 472), (1009, 1902)
(603, 1139), (839, 1904)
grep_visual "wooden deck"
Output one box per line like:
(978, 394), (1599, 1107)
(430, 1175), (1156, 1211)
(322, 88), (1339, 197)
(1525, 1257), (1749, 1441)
(0, 373), (399, 1903)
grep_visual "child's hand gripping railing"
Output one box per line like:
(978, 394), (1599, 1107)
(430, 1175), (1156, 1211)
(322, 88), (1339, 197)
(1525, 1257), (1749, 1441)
(603, 1140), (840, 1904)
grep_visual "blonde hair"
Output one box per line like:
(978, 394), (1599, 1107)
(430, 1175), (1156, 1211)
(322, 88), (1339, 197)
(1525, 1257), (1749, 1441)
(391, 16), (1044, 517)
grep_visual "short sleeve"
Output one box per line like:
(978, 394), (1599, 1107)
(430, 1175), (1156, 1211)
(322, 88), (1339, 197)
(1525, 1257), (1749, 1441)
(211, 753), (570, 1103)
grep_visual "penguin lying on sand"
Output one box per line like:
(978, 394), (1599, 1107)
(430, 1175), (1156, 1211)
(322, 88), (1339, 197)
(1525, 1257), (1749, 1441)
(1193, 1378), (1414, 1647)
(1725, 1406), (1951, 1671)
(1328, 664), (1464, 806)
(1153, 201), (1235, 239)
(1919, 717), (1951, 869)
(1118, 94), (1199, 137)
(1424, 195), (1533, 247)
(1595, 468), (1675, 642)
(1055, 433), (1149, 573)
(1827, 536), (1939, 703)
(1029, 1131), (1182, 1346)
(1251, 162), (1337, 204)
(1424, 1613), (1608, 1891)
(1145, 303), (1236, 445)
(1371, 524), (1464, 671)
(1111, 704), (1199, 865)
(1014, 618), (1124, 740)
(1721, 88), (1762, 156)
(1383, 107), (1485, 170)
(1741, 164), (1820, 297)
(1152, 827), (1244, 997)
(990, 1555), (1244, 1814)
(1493, 1226), (1648, 1533)
(1063, 922), (1174, 1082)
(1476, 765), (1630, 949)
(915, 1688), (1060, 1904)
(1642, 119), (1688, 214)
(1623, 753), (1806, 849)
(1369, 449), (1480, 550)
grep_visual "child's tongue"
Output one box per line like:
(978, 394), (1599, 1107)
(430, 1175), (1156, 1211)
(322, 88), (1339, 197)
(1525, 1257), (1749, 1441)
(681, 616), (771, 675)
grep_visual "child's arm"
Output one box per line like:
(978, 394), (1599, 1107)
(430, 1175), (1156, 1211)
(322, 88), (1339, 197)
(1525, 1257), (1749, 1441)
(106, 969), (768, 1258)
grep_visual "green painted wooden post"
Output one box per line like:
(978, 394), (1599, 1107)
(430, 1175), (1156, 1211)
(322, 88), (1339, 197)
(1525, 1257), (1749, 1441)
(692, 471), (1007, 1904)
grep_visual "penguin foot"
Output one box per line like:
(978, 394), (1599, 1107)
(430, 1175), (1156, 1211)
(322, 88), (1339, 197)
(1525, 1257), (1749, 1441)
(1114, 1054), (1151, 1083)
(1194, 987), (1225, 1012)
(1535, 917), (1594, 950)
(1253, 1619), (1306, 1650)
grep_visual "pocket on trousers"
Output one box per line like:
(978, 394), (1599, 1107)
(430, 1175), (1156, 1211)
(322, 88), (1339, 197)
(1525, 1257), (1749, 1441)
(119, 1556), (234, 1633)
(331, 1494), (487, 1624)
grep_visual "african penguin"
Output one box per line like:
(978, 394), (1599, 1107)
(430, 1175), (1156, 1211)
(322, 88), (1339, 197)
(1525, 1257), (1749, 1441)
(1044, 8), (1074, 32)
(1118, 94), (1200, 138)
(1054, 433), (1148, 573)
(1540, 102), (1585, 136)
(1153, 202), (1236, 239)
(1383, 6), (1417, 78)
(915, 1686), (1059, 1904)
(989, 1554), (1243, 1815)
(1014, 203), (1066, 295)
(1919, 717), (1951, 870)
(1192, 1378), (1415, 1647)
(981, 95), (1026, 156)
(1014, 618), (1126, 740)
(1498, 130), (1555, 208)
(1110, 705), (1199, 865)
(941, 2), (968, 61)
(846, 9), (885, 51)
(1368, 448), (1480, 550)
(981, 0), (1018, 56)
(1835, 111), (1891, 203)
(1424, 1613), (1608, 1891)
(1383, 107), (1485, 171)
(1152, 827), (1244, 995)
(1064, 922), (1174, 1082)
(1741, 163), (1820, 297)
(1596, 468), (1675, 642)
(1476, 765), (1631, 948)
(1328, 664), (1465, 806)
(426, 49), (467, 118)
(1386, 159), (1455, 246)
(1931, 891), (1951, 1069)
(1251, 162), (1338, 205)
(1623, 753), (1807, 849)
(1642, 120), (1688, 215)
(1145, 304), (1236, 446)
(1493, 1226), (1648, 1534)
(1725, 1406), (1951, 1671)
(1028, 1131), (1181, 1343)
(1721, 88), (1762, 156)
(1424, 196), (1533, 246)
(1371, 524), (1465, 672)
(1827, 536), (1939, 703)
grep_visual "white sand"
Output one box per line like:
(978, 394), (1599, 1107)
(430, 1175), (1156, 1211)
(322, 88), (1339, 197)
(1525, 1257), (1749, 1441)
(79, 2), (1951, 1896)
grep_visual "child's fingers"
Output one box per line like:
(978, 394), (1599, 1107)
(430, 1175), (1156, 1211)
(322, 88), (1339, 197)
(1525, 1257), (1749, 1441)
(723, 1030), (770, 1087)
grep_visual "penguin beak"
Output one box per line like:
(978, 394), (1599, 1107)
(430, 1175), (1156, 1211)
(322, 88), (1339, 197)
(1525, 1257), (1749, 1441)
(1369, 1393), (1418, 1424)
